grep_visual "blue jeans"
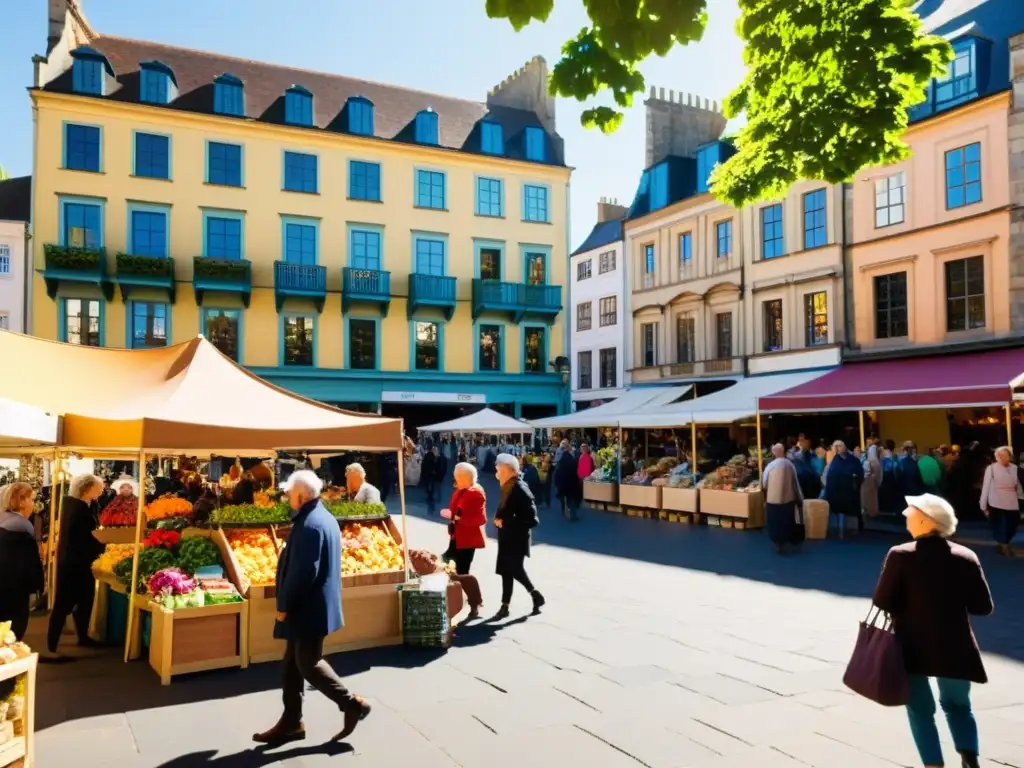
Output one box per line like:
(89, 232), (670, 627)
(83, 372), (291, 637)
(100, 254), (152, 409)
(906, 675), (978, 765)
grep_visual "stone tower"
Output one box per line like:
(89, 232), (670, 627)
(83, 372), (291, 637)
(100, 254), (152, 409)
(487, 56), (556, 135)
(644, 87), (727, 167)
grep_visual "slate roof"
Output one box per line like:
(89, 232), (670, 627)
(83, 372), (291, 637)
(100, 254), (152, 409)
(41, 36), (565, 166)
(0, 176), (31, 223)
(572, 218), (623, 256)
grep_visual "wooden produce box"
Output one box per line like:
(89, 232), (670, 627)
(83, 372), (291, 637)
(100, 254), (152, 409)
(618, 483), (662, 511)
(699, 489), (765, 529)
(583, 481), (618, 504)
(148, 600), (249, 685)
(661, 486), (699, 514)
(0, 653), (37, 768)
(93, 526), (138, 545)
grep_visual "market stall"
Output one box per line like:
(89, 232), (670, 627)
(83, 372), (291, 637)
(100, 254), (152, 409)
(0, 627), (35, 768)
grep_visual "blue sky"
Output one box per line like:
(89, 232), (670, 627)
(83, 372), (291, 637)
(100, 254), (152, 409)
(0, 0), (745, 245)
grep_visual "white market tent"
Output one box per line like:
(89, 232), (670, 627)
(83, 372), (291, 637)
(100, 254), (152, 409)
(618, 371), (833, 429)
(420, 407), (531, 435)
(0, 397), (60, 448)
(530, 384), (693, 429)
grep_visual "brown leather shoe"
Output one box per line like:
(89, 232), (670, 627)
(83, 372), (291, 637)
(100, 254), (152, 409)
(333, 696), (371, 741)
(253, 719), (305, 746)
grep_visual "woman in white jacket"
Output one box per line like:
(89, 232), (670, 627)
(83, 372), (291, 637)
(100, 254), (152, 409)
(979, 445), (1022, 555)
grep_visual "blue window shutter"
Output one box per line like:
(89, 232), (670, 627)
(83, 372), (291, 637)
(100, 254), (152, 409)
(348, 98), (375, 135)
(285, 87), (314, 126)
(415, 111), (439, 144)
(349, 161), (381, 201)
(206, 217), (242, 259)
(72, 57), (103, 95)
(650, 163), (669, 211)
(134, 133), (170, 179)
(140, 69), (168, 104)
(214, 75), (245, 116)
(524, 127), (545, 161)
(130, 211), (167, 257)
(283, 152), (318, 193)
(481, 122), (503, 154)
(65, 124), (101, 172)
(208, 142), (242, 186)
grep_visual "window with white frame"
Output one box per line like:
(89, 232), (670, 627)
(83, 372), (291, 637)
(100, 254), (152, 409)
(578, 350), (592, 389)
(0, 244), (10, 275)
(875, 172), (906, 228)
(599, 250), (616, 274)
(576, 301), (592, 331)
(599, 296), (617, 327)
(576, 259), (592, 281)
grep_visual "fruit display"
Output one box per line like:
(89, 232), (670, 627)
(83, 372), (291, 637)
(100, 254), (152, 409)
(253, 489), (280, 509)
(93, 543), (136, 574)
(145, 495), (193, 520)
(212, 503), (290, 525)
(698, 454), (761, 492)
(98, 494), (140, 526)
(226, 529), (278, 586)
(339, 521), (403, 576)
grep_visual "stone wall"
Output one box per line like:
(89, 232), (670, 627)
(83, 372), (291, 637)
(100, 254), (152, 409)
(1009, 33), (1024, 330)
(596, 197), (627, 223)
(644, 87), (726, 167)
(487, 56), (556, 135)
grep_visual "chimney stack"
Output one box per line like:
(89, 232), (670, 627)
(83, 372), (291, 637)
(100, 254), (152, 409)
(644, 86), (727, 167)
(596, 197), (628, 223)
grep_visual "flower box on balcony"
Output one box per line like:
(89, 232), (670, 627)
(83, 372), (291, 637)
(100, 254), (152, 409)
(42, 244), (113, 300)
(115, 253), (176, 303)
(192, 257), (252, 307)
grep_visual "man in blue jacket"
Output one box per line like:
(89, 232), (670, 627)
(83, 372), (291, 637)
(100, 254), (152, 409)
(253, 470), (371, 746)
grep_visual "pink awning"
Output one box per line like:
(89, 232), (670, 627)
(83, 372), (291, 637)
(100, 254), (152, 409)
(758, 347), (1024, 413)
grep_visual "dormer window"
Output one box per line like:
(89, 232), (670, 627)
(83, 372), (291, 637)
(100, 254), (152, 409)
(935, 40), (976, 107)
(650, 161), (669, 211)
(285, 85), (314, 126)
(347, 97), (374, 136)
(139, 61), (177, 105)
(71, 46), (110, 96)
(415, 109), (438, 144)
(524, 126), (545, 162)
(214, 73), (245, 117)
(481, 121), (503, 155)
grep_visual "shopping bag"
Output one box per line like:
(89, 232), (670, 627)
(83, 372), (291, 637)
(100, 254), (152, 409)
(842, 606), (908, 706)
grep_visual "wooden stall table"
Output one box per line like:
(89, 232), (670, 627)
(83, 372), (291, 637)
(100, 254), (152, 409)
(618, 484), (662, 519)
(660, 486), (699, 523)
(698, 489), (765, 529)
(582, 481), (618, 511)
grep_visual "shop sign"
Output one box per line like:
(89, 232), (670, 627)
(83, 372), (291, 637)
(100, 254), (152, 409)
(381, 391), (486, 405)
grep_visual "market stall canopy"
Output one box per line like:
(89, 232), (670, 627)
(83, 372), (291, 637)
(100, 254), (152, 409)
(530, 384), (693, 429)
(758, 348), (1024, 413)
(619, 371), (832, 428)
(419, 408), (530, 435)
(0, 397), (59, 448)
(0, 331), (402, 453)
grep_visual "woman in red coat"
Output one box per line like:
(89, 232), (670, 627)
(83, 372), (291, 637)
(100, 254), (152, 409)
(444, 462), (487, 577)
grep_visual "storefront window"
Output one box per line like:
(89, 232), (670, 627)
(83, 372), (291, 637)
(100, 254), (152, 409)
(414, 321), (439, 370)
(478, 324), (501, 371)
(283, 316), (314, 366)
(204, 309), (240, 361)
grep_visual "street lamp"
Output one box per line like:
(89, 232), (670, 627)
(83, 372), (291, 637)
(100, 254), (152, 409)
(550, 355), (570, 384)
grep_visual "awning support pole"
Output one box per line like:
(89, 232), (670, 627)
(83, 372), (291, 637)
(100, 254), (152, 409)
(46, 448), (64, 612)
(858, 410), (866, 450)
(756, 408), (764, 476)
(690, 421), (698, 472)
(1006, 404), (1014, 450)
(617, 425), (623, 483)
(644, 431), (649, 466)
(124, 449), (147, 663)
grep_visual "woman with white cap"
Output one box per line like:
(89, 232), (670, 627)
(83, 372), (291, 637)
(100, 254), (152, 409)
(873, 493), (993, 768)
(492, 453), (544, 619)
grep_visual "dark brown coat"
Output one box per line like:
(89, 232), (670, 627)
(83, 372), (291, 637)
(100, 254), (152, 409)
(873, 534), (993, 683)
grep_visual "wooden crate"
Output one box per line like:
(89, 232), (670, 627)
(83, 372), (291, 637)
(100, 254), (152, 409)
(661, 486), (699, 514)
(698, 489), (765, 529)
(148, 600), (249, 685)
(0, 654), (36, 768)
(583, 482), (618, 504)
(618, 484), (662, 511)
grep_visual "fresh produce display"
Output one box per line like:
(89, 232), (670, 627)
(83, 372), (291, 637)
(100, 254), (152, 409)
(212, 503), (290, 525)
(339, 521), (403, 576)
(226, 529), (278, 586)
(145, 495), (193, 520)
(198, 577), (242, 605)
(321, 485), (345, 502)
(698, 454), (761, 492)
(253, 489), (280, 508)
(98, 494), (140, 526)
(143, 529), (180, 549)
(587, 446), (619, 482)
(93, 543), (136, 574)
(114, 545), (177, 593)
(324, 501), (387, 520)
(147, 567), (202, 608)
(176, 536), (223, 574)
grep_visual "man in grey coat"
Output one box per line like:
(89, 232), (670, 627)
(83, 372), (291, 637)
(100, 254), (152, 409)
(762, 444), (803, 554)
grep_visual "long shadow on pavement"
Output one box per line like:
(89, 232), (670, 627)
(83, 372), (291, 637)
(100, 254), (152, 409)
(156, 741), (353, 767)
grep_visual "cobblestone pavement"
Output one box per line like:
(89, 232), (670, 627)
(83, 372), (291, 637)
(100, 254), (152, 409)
(29, 485), (1024, 767)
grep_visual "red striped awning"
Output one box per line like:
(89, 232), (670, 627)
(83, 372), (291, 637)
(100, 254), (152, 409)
(758, 347), (1024, 413)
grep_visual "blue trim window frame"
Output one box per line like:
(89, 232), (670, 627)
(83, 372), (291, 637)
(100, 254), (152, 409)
(127, 300), (169, 348)
(346, 316), (380, 370)
(63, 122), (102, 172)
(945, 142), (982, 210)
(522, 323), (547, 374)
(716, 220), (732, 258)
(72, 55), (103, 95)
(206, 141), (243, 187)
(284, 85), (314, 126)
(58, 195), (105, 249)
(415, 110), (439, 145)
(280, 313), (316, 367)
(475, 321), (504, 373)
(476, 176), (503, 217)
(524, 126), (546, 162)
(127, 202), (170, 258)
(58, 297), (104, 346)
(761, 203), (785, 259)
(411, 319), (443, 371)
(139, 64), (173, 105)
(201, 307), (243, 362)
(473, 238), (505, 280)
(347, 97), (374, 136)
(415, 168), (446, 210)
(481, 121), (503, 155)
(521, 243), (551, 286)
(281, 215), (319, 265)
(133, 131), (171, 180)
(936, 41), (975, 107)
(522, 183), (550, 223)
(413, 232), (447, 276)
(802, 189), (828, 249)
(679, 232), (692, 264)
(650, 162), (670, 212)
(644, 243), (655, 275)
(347, 224), (383, 270)
(201, 209), (244, 260)
(213, 73), (245, 116)
(283, 150), (318, 194)
(348, 160), (381, 202)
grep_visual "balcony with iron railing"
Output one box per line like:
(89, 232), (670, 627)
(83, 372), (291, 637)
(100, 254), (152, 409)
(471, 279), (562, 323)
(42, 244), (114, 301)
(115, 253), (176, 303)
(408, 273), (457, 320)
(274, 261), (327, 313)
(192, 256), (252, 307)
(342, 267), (391, 316)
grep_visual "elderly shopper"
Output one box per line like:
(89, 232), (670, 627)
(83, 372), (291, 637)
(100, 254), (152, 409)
(979, 445), (1022, 556)
(873, 494), (992, 768)
(554, 439), (582, 522)
(345, 463), (381, 505)
(444, 463), (487, 578)
(823, 440), (864, 537)
(45, 474), (106, 659)
(861, 443), (882, 519)
(0, 483), (45, 640)
(255, 470), (371, 746)
(493, 454), (544, 619)
(762, 444), (803, 554)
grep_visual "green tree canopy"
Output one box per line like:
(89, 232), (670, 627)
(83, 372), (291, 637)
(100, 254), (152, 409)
(486, 0), (952, 207)
(0, 165), (9, 182)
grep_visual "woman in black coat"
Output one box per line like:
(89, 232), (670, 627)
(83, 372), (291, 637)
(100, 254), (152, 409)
(0, 483), (45, 640)
(873, 493), (993, 768)
(553, 441), (581, 521)
(492, 454), (544, 619)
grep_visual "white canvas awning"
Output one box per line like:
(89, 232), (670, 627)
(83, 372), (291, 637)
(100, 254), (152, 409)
(419, 407), (531, 435)
(0, 397), (60, 448)
(530, 385), (692, 429)
(618, 371), (833, 429)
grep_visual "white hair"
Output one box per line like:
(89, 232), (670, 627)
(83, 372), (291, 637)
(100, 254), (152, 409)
(995, 445), (1013, 460)
(345, 462), (366, 478)
(282, 469), (324, 498)
(69, 473), (102, 499)
(495, 453), (520, 474)
(454, 462), (478, 484)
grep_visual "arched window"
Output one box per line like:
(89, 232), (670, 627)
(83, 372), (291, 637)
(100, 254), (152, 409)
(347, 97), (374, 136)
(285, 85), (314, 126)
(414, 109), (438, 145)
